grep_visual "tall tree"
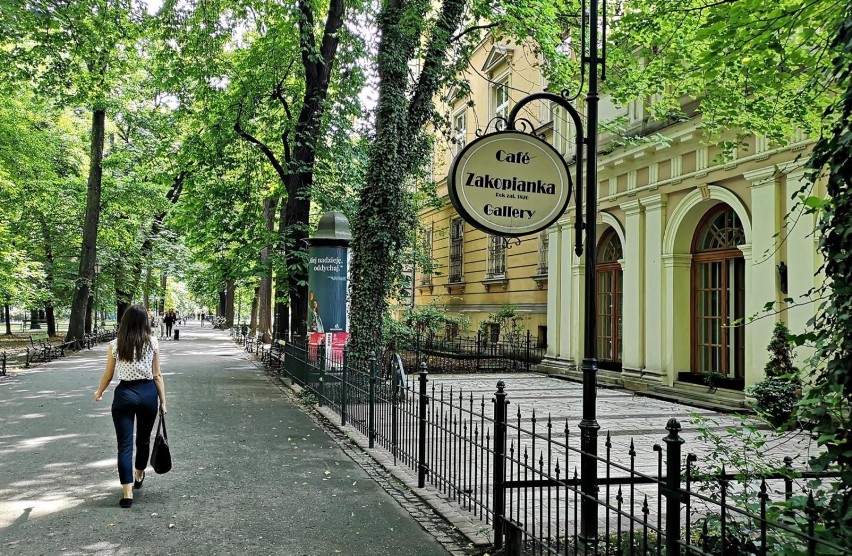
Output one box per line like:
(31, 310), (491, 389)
(1, 0), (146, 345)
(157, 0), (366, 339)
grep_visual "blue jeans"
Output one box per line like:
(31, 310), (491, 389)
(111, 380), (158, 484)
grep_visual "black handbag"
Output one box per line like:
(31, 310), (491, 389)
(150, 410), (172, 474)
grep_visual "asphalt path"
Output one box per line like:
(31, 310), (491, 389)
(0, 326), (450, 555)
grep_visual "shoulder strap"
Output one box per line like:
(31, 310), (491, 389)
(157, 411), (168, 439)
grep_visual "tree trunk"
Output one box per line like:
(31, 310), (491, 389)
(349, 0), (466, 354)
(225, 279), (235, 327)
(143, 265), (152, 309)
(158, 274), (166, 314)
(218, 290), (226, 317)
(257, 197), (276, 343)
(4, 304), (11, 335)
(30, 309), (41, 329)
(45, 302), (56, 337)
(250, 286), (260, 333)
(42, 243), (57, 336)
(65, 107), (106, 347)
(85, 296), (93, 334)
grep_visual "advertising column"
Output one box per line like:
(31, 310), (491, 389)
(307, 212), (352, 365)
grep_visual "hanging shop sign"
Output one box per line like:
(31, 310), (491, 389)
(448, 131), (572, 237)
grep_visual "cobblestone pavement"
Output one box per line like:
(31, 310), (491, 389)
(426, 373), (814, 474)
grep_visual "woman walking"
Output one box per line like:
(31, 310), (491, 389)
(94, 305), (167, 508)
(164, 309), (176, 339)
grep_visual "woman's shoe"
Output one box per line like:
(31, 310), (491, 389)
(119, 498), (133, 508)
(133, 471), (145, 489)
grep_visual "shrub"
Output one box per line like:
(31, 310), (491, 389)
(749, 322), (800, 428)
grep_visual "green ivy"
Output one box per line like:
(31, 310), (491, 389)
(797, 4), (852, 544)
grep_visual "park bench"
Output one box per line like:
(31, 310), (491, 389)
(268, 340), (286, 371)
(27, 333), (61, 364)
(245, 332), (257, 354)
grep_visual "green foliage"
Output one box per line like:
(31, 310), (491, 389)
(749, 322), (801, 428)
(763, 322), (799, 379)
(750, 378), (801, 429)
(482, 303), (527, 345)
(601, 0), (845, 145)
(796, 3), (852, 542)
(409, 302), (471, 336)
(688, 413), (814, 554)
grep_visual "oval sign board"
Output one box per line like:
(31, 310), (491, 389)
(448, 131), (572, 237)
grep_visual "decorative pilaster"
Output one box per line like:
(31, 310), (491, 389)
(640, 194), (668, 377)
(620, 200), (644, 373)
(662, 253), (692, 387)
(783, 165), (818, 362)
(558, 220), (575, 361)
(744, 165), (780, 387)
(546, 224), (561, 358)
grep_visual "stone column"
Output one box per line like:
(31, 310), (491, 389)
(783, 165), (818, 363)
(641, 194), (668, 378)
(558, 219), (575, 362)
(546, 223), (561, 358)
(662, 254), (692, 387)
(620, 200), (644, 374)
(744, 167), (781, 387)
(572, 253), (585, 366)
(738, 243), (756, 385)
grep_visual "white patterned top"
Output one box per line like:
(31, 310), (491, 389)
(109, 338), (159, 381)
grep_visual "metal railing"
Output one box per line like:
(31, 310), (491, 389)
(268, 339), (847, 556)
(399, 330), (546, 373)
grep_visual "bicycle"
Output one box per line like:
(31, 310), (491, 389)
(381, 346), (408, 402)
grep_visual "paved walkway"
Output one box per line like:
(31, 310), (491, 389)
(0, 328), (466, 555)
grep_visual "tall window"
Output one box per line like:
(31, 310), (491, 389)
(420, 224), (433, 285)
(492, 75), (510, 122)
(452, 110), (467, 156)
(537, 230), (549, 275)
(487, 235), (506, 277)
(596, 230), (623, 367)
(449, 218), (464, 283)
(692, 205), (745, 383)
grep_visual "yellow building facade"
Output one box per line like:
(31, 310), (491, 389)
(415, 38), (551, 343)
(418, 37), (822, 407)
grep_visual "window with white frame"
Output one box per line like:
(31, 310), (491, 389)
(552, 106), (576, 159)
(451, 109), (467, 156)
(487, 235), (507, 278)
(492, 75), (510, 123)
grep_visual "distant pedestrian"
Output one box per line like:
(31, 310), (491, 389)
(93, 304), (167, 508)
(200, 312), (205, 328)
(158, 314), (166, 340)
(164, 309), (176, 339)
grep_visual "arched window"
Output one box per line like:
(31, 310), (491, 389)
(596, 229), (623, 368)
(692, 205), (746, 385)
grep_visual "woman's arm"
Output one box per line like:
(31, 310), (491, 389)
(94, 345), (116, 401)
(152, 351), (167, 414)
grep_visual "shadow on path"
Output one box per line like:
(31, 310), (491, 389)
(0, 328), (452, 555)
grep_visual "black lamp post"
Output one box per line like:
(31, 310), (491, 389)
(503, 0), (604, 541)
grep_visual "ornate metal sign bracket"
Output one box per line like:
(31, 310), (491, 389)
(506, 92), (587, 257)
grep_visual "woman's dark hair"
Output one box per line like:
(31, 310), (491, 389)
(116, 305), (152, 362)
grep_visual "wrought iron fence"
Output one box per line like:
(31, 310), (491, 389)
(271, 339), (848, 556)
(398, 331), (546, 373)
